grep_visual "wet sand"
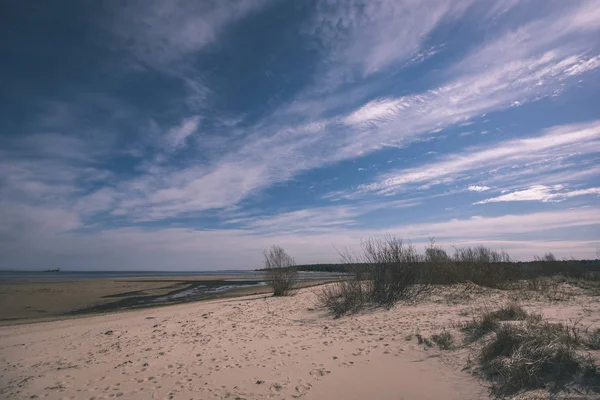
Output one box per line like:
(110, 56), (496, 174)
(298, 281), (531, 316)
(0, 277), (330, 325)
(0, 276), (238, 324)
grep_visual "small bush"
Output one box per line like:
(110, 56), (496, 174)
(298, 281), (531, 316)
(263, 245), (298, 296)
(431, 331), (454, 349)
(316, 277), (368, 318)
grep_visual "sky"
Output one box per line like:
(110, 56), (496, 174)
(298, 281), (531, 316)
(1, 0), (599, 270)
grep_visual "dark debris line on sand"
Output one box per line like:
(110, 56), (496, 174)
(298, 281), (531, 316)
(65, 280), (265, 316)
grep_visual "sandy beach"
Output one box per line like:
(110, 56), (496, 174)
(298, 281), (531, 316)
(2, 282), (599, 399)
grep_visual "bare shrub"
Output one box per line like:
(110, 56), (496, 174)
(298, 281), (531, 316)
(424, 238), (458, 284)
(451, 245), (514, 288)
(534, 252), (557, 262)
(354, 236), (432, 308)
(318, 236), (433, 315)
(263, 245), (297, 296)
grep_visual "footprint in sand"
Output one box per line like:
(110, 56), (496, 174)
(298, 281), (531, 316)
(269, 383), (283, 392)
(308, 368), (331, 379)
(295, 382), (312, 394)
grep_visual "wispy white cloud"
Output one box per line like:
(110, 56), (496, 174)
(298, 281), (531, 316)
(407, 45), (445, 66)
(359, 121), (600, 195)
(468, 185), (491, 192)
(341, 50), (600, 138)
(454, 1), (600, 74)
(165, 115), (200, 149)
(227, 198), (422, 235)
(475, 185), (600, 205)
(477, 157), (600, 191)
(380, 207), (600, 240)
(343, 98), (408, 127)
(0, 134), (112, 206)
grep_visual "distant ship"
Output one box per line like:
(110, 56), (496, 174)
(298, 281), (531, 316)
(43, 268), (60, 272)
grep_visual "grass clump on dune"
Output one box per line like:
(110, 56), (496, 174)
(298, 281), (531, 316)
(487, 303), (528, 321)
(460, 303), (528, 343)
(477, 312), (600, 397)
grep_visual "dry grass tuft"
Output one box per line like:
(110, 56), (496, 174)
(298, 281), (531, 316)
(431, 330), (454, 350)
(315, 279), (368, 318)
(487, 303), (528, 321)
(460, 303), (528, 343)
(477, 312), (600, 397)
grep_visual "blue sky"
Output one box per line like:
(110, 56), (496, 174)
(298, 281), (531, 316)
(1, 0), (599, 270)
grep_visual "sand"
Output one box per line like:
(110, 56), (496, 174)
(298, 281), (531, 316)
(1, 282), (599, 399)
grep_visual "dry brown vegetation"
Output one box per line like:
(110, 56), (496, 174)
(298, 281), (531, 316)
(317, 237), (600, 317)
(317, 236), (434, 317)
(472, 309), (600, 397)
(263, 245), (298, 296)
(313, 237), (600, 398)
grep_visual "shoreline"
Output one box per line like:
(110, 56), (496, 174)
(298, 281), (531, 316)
(0, 277), (332, 326)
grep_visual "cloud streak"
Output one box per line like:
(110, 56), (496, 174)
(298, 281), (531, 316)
(358, 121), (600, 196)
(475, 185), (600, 204)
(165, 116), (200, 149)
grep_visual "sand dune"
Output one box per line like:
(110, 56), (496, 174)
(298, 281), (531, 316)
(2, 283), (598, 399)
